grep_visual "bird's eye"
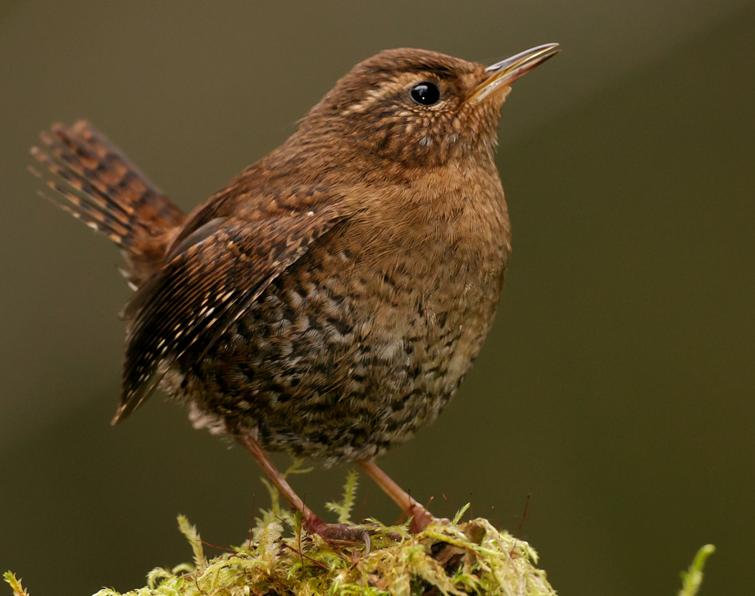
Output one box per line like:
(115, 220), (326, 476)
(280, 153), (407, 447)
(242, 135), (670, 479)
(410, 82), (441, 106)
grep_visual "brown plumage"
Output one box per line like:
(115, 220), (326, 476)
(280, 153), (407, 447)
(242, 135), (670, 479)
(31, 45), (558, 535)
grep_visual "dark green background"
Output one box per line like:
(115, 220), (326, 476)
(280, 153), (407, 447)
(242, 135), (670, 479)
(1, 1), (753, 594)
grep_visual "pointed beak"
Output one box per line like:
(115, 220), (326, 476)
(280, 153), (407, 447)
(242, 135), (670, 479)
(468, 43), (560, 104)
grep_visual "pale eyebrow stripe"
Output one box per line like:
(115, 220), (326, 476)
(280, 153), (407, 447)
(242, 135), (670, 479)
(341, 73), (422, 115)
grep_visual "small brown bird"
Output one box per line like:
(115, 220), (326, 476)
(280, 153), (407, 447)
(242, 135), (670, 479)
(31, 44), (558, 539)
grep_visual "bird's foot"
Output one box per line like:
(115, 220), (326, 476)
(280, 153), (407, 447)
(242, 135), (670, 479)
(304, 516), (373, 549)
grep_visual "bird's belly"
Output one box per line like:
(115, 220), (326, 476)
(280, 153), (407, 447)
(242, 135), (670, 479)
(182, 241), (502, 464)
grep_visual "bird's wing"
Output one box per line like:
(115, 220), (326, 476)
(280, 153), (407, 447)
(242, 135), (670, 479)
(115, 184), (352, 423)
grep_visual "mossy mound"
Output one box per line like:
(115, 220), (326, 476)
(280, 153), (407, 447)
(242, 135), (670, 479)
(2, 470), (714, 595)
(95, 512), (554, 596)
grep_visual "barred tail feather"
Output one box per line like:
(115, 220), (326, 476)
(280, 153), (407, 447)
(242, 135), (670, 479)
(30, 120), (184, 285)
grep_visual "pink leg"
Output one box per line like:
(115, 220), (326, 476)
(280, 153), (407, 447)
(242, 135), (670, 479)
(358, 460), (435, 532)
(239, 435), (370, 544)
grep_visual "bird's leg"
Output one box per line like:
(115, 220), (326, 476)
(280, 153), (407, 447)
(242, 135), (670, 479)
(238, 434), (316, 522)
(358, 460), (435, 532)
(238, 435), (370, 545)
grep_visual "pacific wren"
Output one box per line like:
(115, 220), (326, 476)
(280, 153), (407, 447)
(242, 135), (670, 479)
(31, 44), (559, 538)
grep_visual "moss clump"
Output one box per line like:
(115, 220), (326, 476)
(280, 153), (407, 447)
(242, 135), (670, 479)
(88, 468), (555, 594)
(2, 475), (715, 595)
(89, 471), (554, 595)
(89, 510), (553, 596)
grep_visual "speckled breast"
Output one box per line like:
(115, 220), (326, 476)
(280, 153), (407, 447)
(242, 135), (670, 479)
(182, 220), (507, 464)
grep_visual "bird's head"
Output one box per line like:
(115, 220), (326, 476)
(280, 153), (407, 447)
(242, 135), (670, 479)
(300, 44), (559, 169)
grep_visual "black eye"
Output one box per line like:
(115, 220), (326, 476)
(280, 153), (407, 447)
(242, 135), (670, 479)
(410, 81), (441, 106)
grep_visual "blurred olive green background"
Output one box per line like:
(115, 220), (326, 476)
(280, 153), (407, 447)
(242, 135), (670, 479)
(1, 1), (754, 594)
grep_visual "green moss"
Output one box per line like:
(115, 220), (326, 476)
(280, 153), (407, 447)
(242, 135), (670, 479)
(3, 476), (716, 595)
(92, 511), (553, 596)
(2, 572), (29, 596)
(677, 544), (715, 596)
